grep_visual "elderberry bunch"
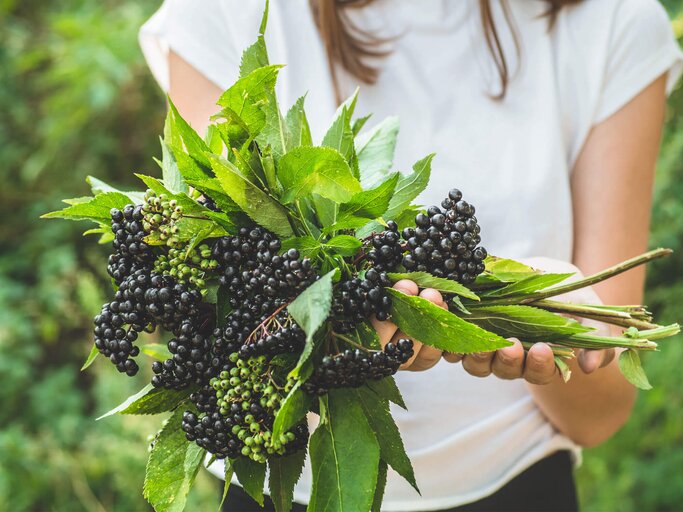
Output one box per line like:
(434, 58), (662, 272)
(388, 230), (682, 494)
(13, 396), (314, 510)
(141, 189), (183, 246)
(402, 189), (487, 284)
(238, 313), (306, 359)
(107, 205), (155, 285)
(93, 269), (205, 376)
(153, 244), (219, 290)
(182, 353), (308, 461)
(332, 268), (393, 332)
(302, 339), (414, 396)
(366, 220), (403, 272)
(151, 319), (215, 390)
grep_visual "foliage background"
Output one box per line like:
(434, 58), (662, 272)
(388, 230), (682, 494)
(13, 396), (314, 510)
(1, 1), (681, 510)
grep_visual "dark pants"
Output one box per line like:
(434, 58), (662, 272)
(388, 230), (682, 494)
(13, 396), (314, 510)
(222, 451), (578, 512)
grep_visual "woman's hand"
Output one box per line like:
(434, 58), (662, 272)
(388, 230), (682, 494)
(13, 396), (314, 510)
(371, 279), (449, 371)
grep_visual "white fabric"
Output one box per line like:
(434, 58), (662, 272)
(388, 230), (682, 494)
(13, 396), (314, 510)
(140, 1), (683, 510)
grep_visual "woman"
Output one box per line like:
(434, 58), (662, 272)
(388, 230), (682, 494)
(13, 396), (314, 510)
(140, 0), (682, 510)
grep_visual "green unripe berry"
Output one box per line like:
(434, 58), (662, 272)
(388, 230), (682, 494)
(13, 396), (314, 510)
(250, 422), (260, 433)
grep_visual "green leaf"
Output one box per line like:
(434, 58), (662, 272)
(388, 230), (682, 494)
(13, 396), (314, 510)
(485, 256), (536, 274)
(217, 65), (282, 137)
(278, 147), (362, 204)
(322, 89), (358, 173)
(367, 377), (406, 410)
(239, 1), (270, 77)
(97, 385), (191, 419)
(167, 99), (211, 168)
(619, 349), (653, 390)
(219, 460), (234, 511)
(462, 305), (593, 341)
(160, 139), (189, 195)
(555, 356), (572, 383)
(384, 154), (434, 219)
(280, 236), (322, 258)
(86, 176), (144, 203)
(482, 273), (574, 298)
(233, 457), (266, 506)
(338, 173), (399, 220)
(352, 114), (371, 136)
(356, 117), (399, 189)
(81, 344), (99, 371)
(284, 95), (313, 149)
(325, 235), (362, 257)
(353, 387), (418, 492)
(354, 321), (382, 350)
(208, 154), (293, 238)
(272, 381), (313, 439)
(387, 272), (480, 301)
(143, 409), (205, 512)
(372, 461), (388, 512)
(386, 289), (512, 353)
(308, 390), (380, 512)
(42, 192), (131, 222)
(268, 449), (307, 512)
(184, 177), (241, 213)
(288, 271), (335, 377)
(141, 343), (172, 361)
(134, 174), (209, 216)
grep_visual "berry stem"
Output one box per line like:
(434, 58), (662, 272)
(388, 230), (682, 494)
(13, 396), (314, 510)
(520, 341), (574, 359)
(331, 332), (373, 353)
(531, 300), (660, 330)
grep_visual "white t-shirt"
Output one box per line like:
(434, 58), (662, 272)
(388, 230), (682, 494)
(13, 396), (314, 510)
(140, 1), (683, 510)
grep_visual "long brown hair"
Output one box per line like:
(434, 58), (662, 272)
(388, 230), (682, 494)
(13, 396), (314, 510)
(310, 0), (583, 102)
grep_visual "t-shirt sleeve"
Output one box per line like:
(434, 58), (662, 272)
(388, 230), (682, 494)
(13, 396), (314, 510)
(139, 0), (243, 92)
(594, 0), (683, 123)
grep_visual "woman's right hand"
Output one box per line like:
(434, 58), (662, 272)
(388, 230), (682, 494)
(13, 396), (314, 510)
(371, 279), (449, 371)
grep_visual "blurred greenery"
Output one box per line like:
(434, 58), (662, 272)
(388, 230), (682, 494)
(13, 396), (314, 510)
(0, 0), (681, 511)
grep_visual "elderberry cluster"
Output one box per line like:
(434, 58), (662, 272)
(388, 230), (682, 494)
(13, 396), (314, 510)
(402, 189), (487, 284)
(332, 268), (393, 332)
(153, 244), (218, 290)
(303, 339), (414, 396)
(366, 220), (403, 272)
(107, 205), (154, 285)
(238, 312), (306, 359)
(182, 353), (308, 461)
(94, 269), (204, 376)
(141, 189), (183, 246)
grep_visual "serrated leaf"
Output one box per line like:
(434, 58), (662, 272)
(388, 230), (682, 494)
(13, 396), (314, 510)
(143, 408), (204, 512)
(278, 147), (361, 204)
(160, 140), (189, 194)
(42, 192), (131, 222)
(483, 273), (573, 298)
(325, 235), (362, 257)
(184, 177), (241, 213)
(338, 173), (398, 221)
(485, 257), (536, 274)
(354, 321), (382, 350)
(619, 349), (652, 390)
(384, 154), (433, 219)
(308, 390), (380, 512)
(239, 2), (270, 77)
(322, 90), (358, 174)
(386, 289), (512, 353)
(353, 387), (418, 492)
(273, 382), (313, 440)
(81, 344), (99, 371)
(367, 377), (406, 410)
(280, 236), (322, 258)
(268, 449), (307, 512)
(217, 65), (282, 137)
(167, 99), (211, 168)
(86, 176), (144, 203)
(356, 117), (399, 189)
(219, 460), (234, 511)
(141, 343), (172, 361)
(462, 305), (593, 341)
(288, 271), (335, 377)
(98, 385), (191, 419)
(233, 457), (266, 506)
(387, 272), (480, 301)
(208, 154), (293, 238)
(372, 460), (388, 512)
(284, 95), (313, 149)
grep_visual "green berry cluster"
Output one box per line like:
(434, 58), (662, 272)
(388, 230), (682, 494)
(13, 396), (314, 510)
(153, 244), (218, 290)
(141, 189), (183, 246)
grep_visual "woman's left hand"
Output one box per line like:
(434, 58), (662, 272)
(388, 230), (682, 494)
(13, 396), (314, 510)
(443, 257), (616, 385)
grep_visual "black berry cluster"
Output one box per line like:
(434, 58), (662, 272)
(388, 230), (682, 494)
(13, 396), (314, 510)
(332, 268), (393, 332)
(182, 353), (308, 461)
(107, 205), (154, 285)
(366, 220), (403, 272)
(151, 320), (215, 389)
(238, 312), (306, 359)
(93, 269), (204, 376)
(302, 339), (414, 396)
(402, 189), (487, 283)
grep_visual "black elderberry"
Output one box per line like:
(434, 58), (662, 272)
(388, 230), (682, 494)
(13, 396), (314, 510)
(107, 205), (155, 285)
(366, 221), (403, 272)
(332, 269), (393, 332)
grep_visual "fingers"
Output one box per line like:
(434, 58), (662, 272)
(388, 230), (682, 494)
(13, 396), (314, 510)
(443, 352), (463, 363)
(462, 351), (494, 377)
(578, 348), (616, 374)
(523, 343), (557, 385)
(491, 339), (525, 379)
